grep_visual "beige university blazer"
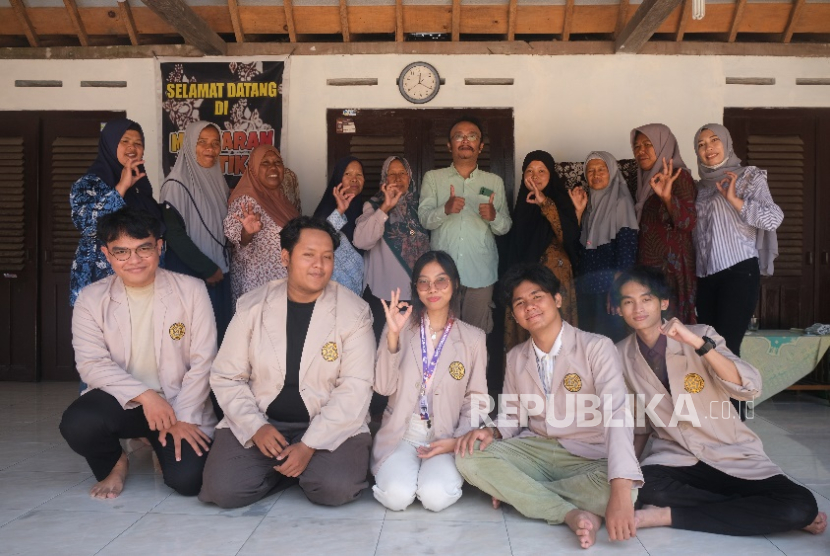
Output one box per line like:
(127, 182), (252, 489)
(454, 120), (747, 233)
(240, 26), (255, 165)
(497, 321), (643, 485)
(72, 268), (218, 435)
(371, 318), (489, 475)
(211, 279), (376, 452)
(617, 325), (781, 480)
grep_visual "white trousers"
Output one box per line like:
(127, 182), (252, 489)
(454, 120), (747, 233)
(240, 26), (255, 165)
(373, 416), (463, 512)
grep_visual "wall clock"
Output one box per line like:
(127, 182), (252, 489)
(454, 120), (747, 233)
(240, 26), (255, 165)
(398, 61), (440, 104)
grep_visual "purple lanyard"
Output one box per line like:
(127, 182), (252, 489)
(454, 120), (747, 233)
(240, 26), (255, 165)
(419, 316), (453, 424)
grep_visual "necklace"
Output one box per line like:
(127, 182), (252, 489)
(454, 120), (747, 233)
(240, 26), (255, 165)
(428, 325), (439, 341)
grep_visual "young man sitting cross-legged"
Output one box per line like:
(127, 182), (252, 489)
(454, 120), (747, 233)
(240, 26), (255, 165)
(455, 263), (643, 549)
(60, 207), (217, 499)
(614, 265), (826, 537)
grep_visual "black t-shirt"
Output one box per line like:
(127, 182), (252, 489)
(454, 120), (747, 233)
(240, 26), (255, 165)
(266, 299), (315, 423)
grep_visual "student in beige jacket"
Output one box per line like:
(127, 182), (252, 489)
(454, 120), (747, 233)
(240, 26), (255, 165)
(371, 251), (488, 512)
(613, 266), (826, 536)
(456, 263), (643, 550)
(199, 216), (376, 509)
(60, 207), (217, 500)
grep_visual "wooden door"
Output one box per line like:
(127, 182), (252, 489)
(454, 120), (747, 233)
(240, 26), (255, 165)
(0, 114), (39, 381)
(725, 108), (830, 328)
(39, 113), (120, 381)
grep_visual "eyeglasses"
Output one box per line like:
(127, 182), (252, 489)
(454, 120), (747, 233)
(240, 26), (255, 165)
(106, 245), (157, 262)
(416, 276), (451, 292)
(451, 133), (481, 143)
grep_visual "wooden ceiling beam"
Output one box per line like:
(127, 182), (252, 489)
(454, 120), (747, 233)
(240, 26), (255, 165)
(283, 0), (297, 43)
(728, 0), (747, 43)
(139, 0), (226, 55)
(62, 0), (89, 46)
(119, 0), (139, 46)
(562, 0), (575, 41)
(339, 0), (350, 42)
(675, 0), (692, 42)
(9, 0), (39, 47)
(395, 0), (403, 42)
(452, 0), (460, 41)
(615, 0), (630, 40)
(782, 0), (806, 43)
(616, 0), (684, 53)
(227, 0), (244, 43)
(507, 0), (517, 41)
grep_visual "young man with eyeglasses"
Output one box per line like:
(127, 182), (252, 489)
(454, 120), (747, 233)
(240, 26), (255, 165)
(60, 207), (217, 499)
(418, 115), (512, 333)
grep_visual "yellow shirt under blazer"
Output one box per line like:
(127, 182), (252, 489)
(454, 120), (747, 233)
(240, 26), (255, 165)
(371, 318), (489, 475)
(497, 321), (643, 486)
(616, 325), (782, 481)
(72, 268), (218, 436)
(211, 279), (376, 451)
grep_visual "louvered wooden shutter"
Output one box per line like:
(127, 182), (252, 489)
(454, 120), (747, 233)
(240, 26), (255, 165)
(349, 135), (405, 199)
(745, 135), (804, 277)
(50, 137), (99, 271)
(0, 138), (26, 272)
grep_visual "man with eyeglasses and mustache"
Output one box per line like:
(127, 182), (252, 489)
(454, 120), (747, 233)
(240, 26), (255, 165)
(60, 207), (218, 500)
(418, 115), (512, 334)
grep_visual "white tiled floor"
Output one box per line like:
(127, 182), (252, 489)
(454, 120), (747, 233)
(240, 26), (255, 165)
(1, 383), (829, 555)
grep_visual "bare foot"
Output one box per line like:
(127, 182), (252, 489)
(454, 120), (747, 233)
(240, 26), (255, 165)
(492, 496), (501, 509)
(803, 512), (827, 535)
(89, 452), (129, 500)
(564, 509), (602, 549)
(634, 504), (672, 529)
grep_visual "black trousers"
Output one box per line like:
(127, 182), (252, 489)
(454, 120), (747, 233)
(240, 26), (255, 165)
(577, 292), (629, 343)
(640, 462), (818, 536)
(363, 286), (390, 417)
(59, 389), (209, 496)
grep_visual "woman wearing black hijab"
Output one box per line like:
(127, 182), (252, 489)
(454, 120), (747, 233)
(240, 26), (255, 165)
(503, 150), (587, 349)
(69, 118), (162, 306)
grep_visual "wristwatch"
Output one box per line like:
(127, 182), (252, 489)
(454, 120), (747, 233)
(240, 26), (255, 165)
(695, 336), (716, 356)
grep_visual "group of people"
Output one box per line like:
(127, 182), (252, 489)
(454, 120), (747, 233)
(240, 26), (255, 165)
(59, 114), (826, 548)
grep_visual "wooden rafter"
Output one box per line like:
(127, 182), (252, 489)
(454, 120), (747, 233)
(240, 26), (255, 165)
(782, 0), (806, 43)
(227, 0), (244, 43)
(728, 0), (747, 43)
(283, 0), (297, 43)
(615, 0), (630, 39)
(507, 0), (518, 41)
(615, 0), (683, 53)
(339, 0), (350, 43)
(62, 0), (89, 46)
(119, 0), (139, 46)
(674, 0), (692, 42)
(562, 0), (575, 41)
(9, 0), (39, 47)
(452, 0), (461, 42)
(395, 0), (403, 42)
(140, 0), (226, 55)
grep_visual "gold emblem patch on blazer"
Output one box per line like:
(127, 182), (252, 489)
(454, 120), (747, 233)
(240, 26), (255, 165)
(684, 373), (705, 393)
(563, 373), (582, 392)
(169, 323), (186, 341)
(321, 342), (339, 362)
(449, 361), (465, 380)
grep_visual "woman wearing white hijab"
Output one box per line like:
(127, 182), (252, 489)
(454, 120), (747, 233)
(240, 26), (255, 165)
(160, 120), (232, 340)
(693, 123), (783, 357)
(576, 151), (639, 342)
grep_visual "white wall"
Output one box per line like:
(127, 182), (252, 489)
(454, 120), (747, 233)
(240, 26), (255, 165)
(2, 54), (828, 211)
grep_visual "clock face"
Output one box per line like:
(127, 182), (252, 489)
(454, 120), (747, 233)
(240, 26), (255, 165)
(399, 62), (440, 104)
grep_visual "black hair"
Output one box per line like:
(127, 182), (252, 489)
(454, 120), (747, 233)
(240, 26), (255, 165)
(501, 263), (561, 307)
(97, 207), (162, 244)
(611, 265), (672, 307)
(447, 115), (484, 141)
(280, 215), (340, 255)
(409, 251), (462, 327)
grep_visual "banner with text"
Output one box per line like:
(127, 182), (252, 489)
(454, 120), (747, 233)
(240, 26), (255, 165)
(160, 61), (284, 188)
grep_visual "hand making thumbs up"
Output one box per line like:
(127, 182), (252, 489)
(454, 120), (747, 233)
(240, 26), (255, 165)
(444, 184), (466, 215)
(479, 192), (496, 221)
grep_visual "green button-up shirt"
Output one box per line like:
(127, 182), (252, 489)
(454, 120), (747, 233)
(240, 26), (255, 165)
(418, 164), (512, 288)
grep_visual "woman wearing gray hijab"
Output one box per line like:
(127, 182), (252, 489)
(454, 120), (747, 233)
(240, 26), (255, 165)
(693, 123), (783, 357)
(160, 120), (232, 340)
(576, 151), (639, 342)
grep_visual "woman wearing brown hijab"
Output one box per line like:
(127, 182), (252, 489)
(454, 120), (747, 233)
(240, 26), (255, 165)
(224, 145), (299, 303)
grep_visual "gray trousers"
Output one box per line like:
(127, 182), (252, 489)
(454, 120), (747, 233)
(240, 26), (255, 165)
(199, 422), (371, 509)
(459, 284), (495, 333)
